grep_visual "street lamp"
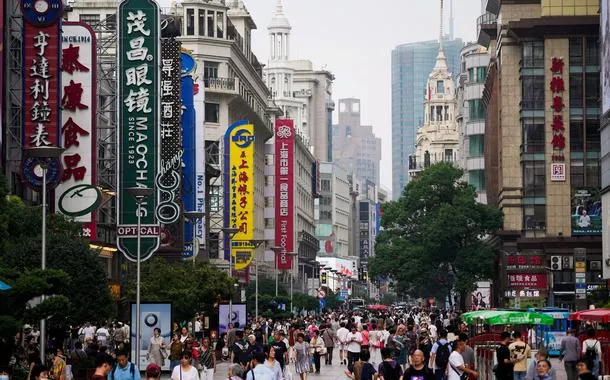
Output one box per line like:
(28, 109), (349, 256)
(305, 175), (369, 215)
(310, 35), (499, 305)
(24, 146), (64, 365)
(184, 211), (205, 267)
(269, 246), (283, 296)
(126, 186), (153, 370)
(248, 240), (265, 320)
(287, 252), (298, 314)
(222, 227), (239, 320)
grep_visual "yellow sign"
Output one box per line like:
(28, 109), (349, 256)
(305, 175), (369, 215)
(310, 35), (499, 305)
(225, 121), (255, 270)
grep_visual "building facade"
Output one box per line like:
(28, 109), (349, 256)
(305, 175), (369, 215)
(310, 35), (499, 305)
(391, 38), (464, 198)
(602, 0), (610, 282)
(409, 46), (460, 177)
(481, 0), (602, 309)
(333, 98), (382, 187)
(457, 43), (490, 203)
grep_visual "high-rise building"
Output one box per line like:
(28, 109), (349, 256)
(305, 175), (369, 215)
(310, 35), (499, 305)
(481, 0), (601, 309)
(457, 43), (490, 203)
(333, 98), (382, 187)
(391, 38), (464, 198)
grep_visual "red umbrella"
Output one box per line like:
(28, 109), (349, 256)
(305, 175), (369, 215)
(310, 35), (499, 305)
(569, 309), (610, 323)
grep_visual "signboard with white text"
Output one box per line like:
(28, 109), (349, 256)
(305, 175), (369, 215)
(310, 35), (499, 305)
(275, 119), (294, 270)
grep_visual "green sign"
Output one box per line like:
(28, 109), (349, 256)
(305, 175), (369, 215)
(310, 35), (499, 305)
(117, 0), (161, 261)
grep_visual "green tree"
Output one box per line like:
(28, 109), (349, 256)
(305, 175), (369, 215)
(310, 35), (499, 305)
(125, 257), (233, 321)
(369, 163), (502, 309)
(245, 279), (292, 318)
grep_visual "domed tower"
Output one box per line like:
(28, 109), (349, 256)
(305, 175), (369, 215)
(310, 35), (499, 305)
(268, 0), (291, 62)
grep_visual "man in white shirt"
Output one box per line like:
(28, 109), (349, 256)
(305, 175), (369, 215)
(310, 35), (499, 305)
(448, 339), (478, 380)
(345, 326), (362, 369)
(336, 322), (350, 366)
(83, 323), (96, 342)
(96, 325), (110, 347)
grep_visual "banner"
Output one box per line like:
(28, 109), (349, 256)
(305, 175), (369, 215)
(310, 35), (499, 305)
(224, 121), (255, 270)
(180, 52), (196, 257)
(55, 22), (99, 240)
(130, 303), (172, 372)
(218, 303), (246, 335)
(275, 119), (294, 270)
(157, 38), (182, 249)
(571, 188), (602, 235)
(21, 0), (63, 190)
(194, 79), (206, 252)
(507, 273), (547, 289)
(116, 0), (161, 261)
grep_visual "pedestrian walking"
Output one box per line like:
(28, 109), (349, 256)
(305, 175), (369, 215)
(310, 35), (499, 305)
(309, 330), (324, 374)
(495, 331), (514, 380)
(346, 326), (363, 369)
(337, 322), (349, 366)
(430, 329), (451, 380)
(525, 348), (556, 380)
(147, 328), (166, 367)
(170, 352), (198, 380)
(108, 351), (140, 380)
(509, 331), (531, 380)
(198, 337), (216, 380)
(91, 354), (114, 380)
(377, 347), (402, 380)
(403, 350), (433, 380)
(144, 363), (160, 380)
(168, 333), (183, 371)
(581, 328), (601, 377)
(321, 325), (335, 365)
(345, 349), (376, 380)
(293, 333), (311, 380)
(447, 337), (478, 380)
(560, 328), (579, 380)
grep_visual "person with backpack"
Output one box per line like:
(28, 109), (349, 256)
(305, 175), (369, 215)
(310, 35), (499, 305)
(108, 351), (140, 380)
(345, 349), (376, 380)
(509, 331), (531, 380)
(377, 347), (402, 380)
(430, 329), (451, 380)
(581, 328), (602, 377)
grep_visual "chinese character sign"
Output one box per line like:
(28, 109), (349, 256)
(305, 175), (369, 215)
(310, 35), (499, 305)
(275, 119), (294, 270)
(550, 57), (566, 181)
(55, 23), (99, 240)
(224, 121), (255, 270)
(507, 273), (548, 289)
(117, 0), (161, 261)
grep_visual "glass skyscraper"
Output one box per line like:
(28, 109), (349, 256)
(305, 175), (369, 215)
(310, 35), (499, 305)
(391, 38), (464, 199)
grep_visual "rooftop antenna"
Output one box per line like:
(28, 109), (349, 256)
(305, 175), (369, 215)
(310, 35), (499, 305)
(439, 0), (444, 51)
(449, 0), (454, 40)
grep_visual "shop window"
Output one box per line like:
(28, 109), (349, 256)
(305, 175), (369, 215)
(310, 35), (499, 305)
(523, 205), (546, 231)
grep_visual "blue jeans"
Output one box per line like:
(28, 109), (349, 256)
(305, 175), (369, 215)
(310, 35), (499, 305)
(514, 372), (526, 380)
(170, 360), (180, 371)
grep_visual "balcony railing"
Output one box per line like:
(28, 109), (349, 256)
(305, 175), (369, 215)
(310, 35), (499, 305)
(477, 12), (497, 46)
(204, 77), (236, 91)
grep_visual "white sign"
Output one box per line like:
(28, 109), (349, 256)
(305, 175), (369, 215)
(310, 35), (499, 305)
(550, 163), (566, 181)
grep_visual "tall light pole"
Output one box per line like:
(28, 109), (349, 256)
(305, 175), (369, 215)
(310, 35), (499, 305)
(24, 146), (64, 364)
(248, 240), (265, 321)
(126, 186), (153, 370)
(287, 252), (298, 314)
(269, 246), (282, 296)
(222, 227), (239, 320)
(184, 211), (205, 266)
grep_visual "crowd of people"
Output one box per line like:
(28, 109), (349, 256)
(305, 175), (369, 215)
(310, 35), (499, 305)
(0, 307), (606, 380)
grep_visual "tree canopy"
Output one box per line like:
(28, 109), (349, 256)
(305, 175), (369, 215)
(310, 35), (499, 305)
(369, 164), (502, 307)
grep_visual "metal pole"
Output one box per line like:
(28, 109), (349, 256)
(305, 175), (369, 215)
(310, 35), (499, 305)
(290, 266), (293, 314)
(40, 166), (47, 364)
(135, 199), (142, 370)
(192, 221), (197, 267)
(255, 256), (258, 320)
(229, 238), (233, 321)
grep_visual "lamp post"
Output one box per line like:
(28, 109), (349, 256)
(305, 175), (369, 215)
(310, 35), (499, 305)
(126, 186), (153, 370)
(24, 146), (64, 364)
(222, 227), (239, 320)
(269, 246), (282, 296)
(184, 211), (205, 267)
(248, 240), (265, 320)
(287, 252), (298, 314)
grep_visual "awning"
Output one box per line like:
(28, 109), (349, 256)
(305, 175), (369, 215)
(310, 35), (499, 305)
(0, 280), (12, 291)
(569, 309), (610, 323)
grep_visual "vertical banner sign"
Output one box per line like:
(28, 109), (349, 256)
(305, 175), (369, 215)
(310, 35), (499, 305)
(157, 38), (182, 249)
(116, 0), (161, 261)
(549, 57), (566, 181)
(224, 120), (255, 270)
(180, 51), (196, 258)
(275, 119), (294, 270)
(574, 248), (587, 301)
(359, 201), (370, 266)
(21, 0), (63, 190)
(194, 79), (206, 251)
(56, 22), (100, 241)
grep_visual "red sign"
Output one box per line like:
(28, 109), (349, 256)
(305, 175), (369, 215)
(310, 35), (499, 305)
(507, 273), (548, 289)
(550, 57), (566, 164)
(23, 23), (61, 149)
(275, 119), (294, 270)
(506, 255), (544, 269)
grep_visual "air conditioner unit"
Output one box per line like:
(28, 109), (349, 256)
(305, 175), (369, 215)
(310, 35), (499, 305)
(562, 256), (574, 270)
(590, 261), (602, 271)
(550, 256), (562, 271)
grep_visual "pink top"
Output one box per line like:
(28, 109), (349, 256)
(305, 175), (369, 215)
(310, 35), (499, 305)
(361, 330), (369, 346)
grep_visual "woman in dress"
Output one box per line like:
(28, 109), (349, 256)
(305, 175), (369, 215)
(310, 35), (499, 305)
(148, 328), (166, 367)
(294, 333), (311, 380)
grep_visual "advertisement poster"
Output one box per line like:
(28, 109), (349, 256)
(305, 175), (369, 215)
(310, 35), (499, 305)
(275, 119), (294, 270)
(130, 302), (172, 371)
(571, 188), (602, 235)
(218, 303), (246, 335)
(603, 0), (610, 116)
(470, 281), (490, 310)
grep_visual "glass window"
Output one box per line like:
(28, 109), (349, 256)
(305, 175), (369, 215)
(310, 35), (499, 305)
(586, 161), (600, 188)
(569, 73), (583, 108)
(79, 14), (100, 25)
(216, 12), (224, 38)
(523, 119), (545, 153)
(585, 72), (599, 108)
(522, 76), (545, 109)
(205, 140), (220, 165)
(469, 135), (485, 157)
(569, 37), (583, 66)
(105, 14), (116, 31)
(469, 170), (485, 192)
(523, 205), (546, 231)
(523, 161), (546, 197)
(204, 61), (219, 80)
(468, 99), (485, 120)
(207, 10), (215, 37)
(468, 68), (475, 82)
(522, 41), (544, 67)
(585, 36), (599, 65)
(204, 103), (219, 123)
(571, 163), (584, 188)
(477, 67), (487, 82)
(321, 179), (331, 192)
(198, 9), (205, 36)
(586, 119), (600, 151)
(436, 80), (444, 94)
(186, 8), (194, 35)
(444, 149), (453, 162)
(570, 119), (584, 152)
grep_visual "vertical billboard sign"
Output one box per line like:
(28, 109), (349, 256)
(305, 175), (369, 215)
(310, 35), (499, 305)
(275, 119), (294, 270)
(359, 201), (370, 265)
(56, 22), (100, 240)
(116, 0), (161, 261)
(180, 51), (196, 258)
(224, 120), (255, 270)
(549, 57), (566, 181)
(21, 0), (63, 189)
(157, 38), (182, 249)
(194, 79), (206, 252)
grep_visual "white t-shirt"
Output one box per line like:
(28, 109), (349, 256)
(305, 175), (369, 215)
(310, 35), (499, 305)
(337, 327), (349, 344)
(345, 332), (362, 353)
(96, 327), (109, 343)
(447, 351), (465, 380)
(83, 326), (96, 340)
(195, 321), (201, 333)
(171, 365), (199, 380)
(429, 325), (438, 339)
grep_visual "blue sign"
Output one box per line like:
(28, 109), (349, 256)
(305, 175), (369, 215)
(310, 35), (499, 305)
(232, 129), (256, 148)
(180, 52), (196, 76)
(22, 0), (62, 26)
(319, 299), (327, 309)
(181, 75), (196, 257)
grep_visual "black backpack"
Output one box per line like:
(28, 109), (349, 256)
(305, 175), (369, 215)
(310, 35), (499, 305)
(381, 361), (401, 380)
(584, 340), (599, 368)
(435, 341), (451, 370)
